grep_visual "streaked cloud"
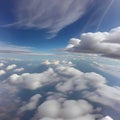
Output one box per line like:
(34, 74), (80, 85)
(3, 0), (94, 37)
(0, 42), (55, 55)
(0, 42), (32, 54)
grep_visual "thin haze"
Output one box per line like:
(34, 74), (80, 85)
(96, 0), (114, 31)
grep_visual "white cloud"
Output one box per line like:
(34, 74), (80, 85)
(0, 82), (20, 120)
(83, 85), (120, 111)
(93, 61), (120, 79)
(19, 94), (41, 113)
(101, 116), (113, 120)
(13, 68), (24, 72)
(0, 42), (54, 55)
(42, 60), (73, 66)
(66, 38), (81, 49)
(0, 63), (4, 68)
(5, 0), (93, 37)
(4, 62), (120, 120)
(32, 99), (96, 120)
(7, 63), (120, 111)
(8, 68), (58, 90)
(43, 60), (51, 65)
(6, 64), (17, 71)
(43, 60), (60, 65)
(0, 70), (6, 76)
(65, 27), (120, 59)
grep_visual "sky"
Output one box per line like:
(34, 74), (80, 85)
(0, 1), (120, 119)
(0, 0), (120, 56)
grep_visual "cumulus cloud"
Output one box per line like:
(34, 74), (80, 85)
(19, 94), (41, 113)
(0, 70), (6, 76)
(0, 82), (20, 120)
(42, 60), (73, 66)
(43, 60), (60, 65)
(3, 61), (119, 120)
(7, 63), (120, 110)
(65, 27), (120, 59)
(101, 116), (113, 120)
(13, 68), (24, 72)
(32, 99), (96, 120)
(4, 0), (93, 37)
(8, 68), (58, 90)
(0, 63), (4, 68)
(6, 64), (17, 70)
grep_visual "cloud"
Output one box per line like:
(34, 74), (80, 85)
(2, 60), (118, 120)
(101, 116), (113, 120)
(32, 99), (96, 120)
(0, 82), (20, 120)
(93, 61), (120, 79)
(83, 85), (120, 111)
(19, 94), (41, 113)
(42, 60), (73, 66)
(0, 63), (4, 68)
(13, 68), (24, 72)
(43, 60), (60, 65)
(4, 0), (93, 37)
(0, 42), (55, 55)
(7, 63), (120, 110)
(0, 42), (32, 54)
(6, 64), (17, 71)
(65, 27), (120, 59)
(0, 70), (6, 76)
(8, 68), (58, 90)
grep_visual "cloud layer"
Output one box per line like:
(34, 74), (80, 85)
(1, 59), (120, 120)
(65, 27), (120, 59)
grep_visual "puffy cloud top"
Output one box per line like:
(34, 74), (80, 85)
(0, 70), (6, 76)
(6, 64), (17, 71)
(33, 99), (95, 120)
(13, 67), (24, 72)
(101, 116), (114, 120)
(8, 68), (58, 90)
(3, 61), (119, 120)
(65, 27), (120, 59)
(0, 63), (4, 67)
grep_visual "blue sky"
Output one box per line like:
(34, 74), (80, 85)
(0, 0), (120, 53)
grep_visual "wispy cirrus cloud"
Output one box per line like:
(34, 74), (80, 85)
(0, 42), (54, 55)
(0, 42), (32, 54)
(2, 0), (94, 37)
